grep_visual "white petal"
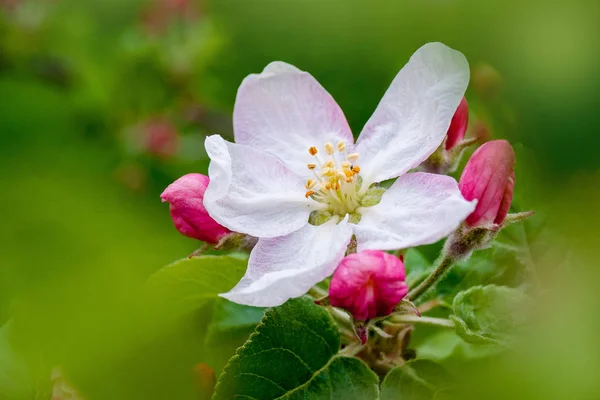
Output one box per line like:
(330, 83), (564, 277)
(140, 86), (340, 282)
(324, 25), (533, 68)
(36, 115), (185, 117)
(355, 172), (475, 251)
(355, 42), (470, 186)
(204, 135), (313, 238)
(220, 218), (354, 307)
(233, 61), (354, 171)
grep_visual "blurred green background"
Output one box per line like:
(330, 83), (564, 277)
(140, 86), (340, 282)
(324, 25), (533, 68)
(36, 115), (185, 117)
(1, 0), (598, 399)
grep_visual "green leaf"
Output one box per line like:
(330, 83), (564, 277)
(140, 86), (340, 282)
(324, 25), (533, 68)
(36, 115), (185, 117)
(212, 297), (379, 400)
(145, 255), (247, 317)
(450, 285), (529, 346)
(422, 245), (525, 305)
(204, 299), (265, 375)
(206, 300), (265, 335)
(380, 360), (454, 400)
(416, 330), (505, 366)
(405, 248), (434, 288)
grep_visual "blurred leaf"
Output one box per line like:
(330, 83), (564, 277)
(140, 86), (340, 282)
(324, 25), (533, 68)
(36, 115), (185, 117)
(0, 321), (38, 400)
(206, 300), (264, 335)
(380, 360), (454, 400)
(212, 296), (379, 399)
(450, 285), (529, 346)
(422, 245), (526, 306)
(497, 213), (568, 285)
(405, 248), (434, 288)
(202, 299), (264, 375)
(416, 330), (505, 365)
(145, 255), (247, 318)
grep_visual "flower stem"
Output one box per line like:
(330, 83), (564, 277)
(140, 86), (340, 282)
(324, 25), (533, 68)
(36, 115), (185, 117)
(339, 341), (365, 357)
(388, 315), (454, 329)
(188, 243), (210, 258)
(416, 299), (449, 314)
(406, 255), (455, 302)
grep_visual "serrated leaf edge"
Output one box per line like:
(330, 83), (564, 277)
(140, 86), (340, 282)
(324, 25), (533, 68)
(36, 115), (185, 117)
(212, 298), (379, 400)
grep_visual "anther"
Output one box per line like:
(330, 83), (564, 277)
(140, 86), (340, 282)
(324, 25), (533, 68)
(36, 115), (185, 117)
(337, 141), (346, 152)
(340, 161), (351, 169)
(309, 146), (318, 156)
(323, 160), (335, 169)
(325, 142), (335, 155)
(351, 165), (361, 174)
(347, 153), (360, 162)
(306, 179), (317, 189)
(331, 182), (340, 191)
(305, 190), (315, 198)
(307, 163), (317, 170)
(321, 167), (334, 177)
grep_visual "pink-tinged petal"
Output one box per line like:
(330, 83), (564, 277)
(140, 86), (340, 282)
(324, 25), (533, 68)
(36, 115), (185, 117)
(459, 140), (516, 226)
(355, 43), (470, 186)
(161, 173), (230, 243)
(495, 171), (515, 224)
(444, 97), (469, 150)
(355, 172), (475, 251)
(329, 250), (408, 321)
(233, 61), (354, 171)
(204, 135), (312, 238)
(220, 219), (354, 307)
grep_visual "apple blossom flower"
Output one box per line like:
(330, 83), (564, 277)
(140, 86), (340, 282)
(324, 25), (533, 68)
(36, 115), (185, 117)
(459, 139), (515, 227)
(329, 250), (408, 321)
(161, 173), (230, 244)
(203, 42), (476, 307)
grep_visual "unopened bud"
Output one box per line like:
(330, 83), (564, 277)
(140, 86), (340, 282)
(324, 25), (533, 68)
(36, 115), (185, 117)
(421, 97), (475, 174)
(193, 363), (216, 396)
(473, 63), (502, 101)
(445, 97), (469, 150)
(141, 119), (180, 159)
(329, 250), (408, 321)
(459, 140), (515, 227)
(161, 173), (231, 244)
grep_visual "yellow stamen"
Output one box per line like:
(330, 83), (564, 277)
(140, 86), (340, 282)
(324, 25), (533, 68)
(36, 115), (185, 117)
(347, 153), (360, 162)
(301, 142), (364, 213)
(321, 167), (334, 177)
(323, 160), (335, 169)
(324, 142), (335, 155)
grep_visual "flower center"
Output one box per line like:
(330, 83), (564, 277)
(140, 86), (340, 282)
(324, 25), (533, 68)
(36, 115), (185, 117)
(304, 141), (371, 224)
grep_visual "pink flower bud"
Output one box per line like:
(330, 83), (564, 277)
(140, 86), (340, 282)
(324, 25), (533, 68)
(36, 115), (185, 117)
(143, 119), (179, 159)
(445, 97), (469, 150)
(459, 140), (516, 227)
(161, 173), (230, 243)
(329, 250), (408, 321)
